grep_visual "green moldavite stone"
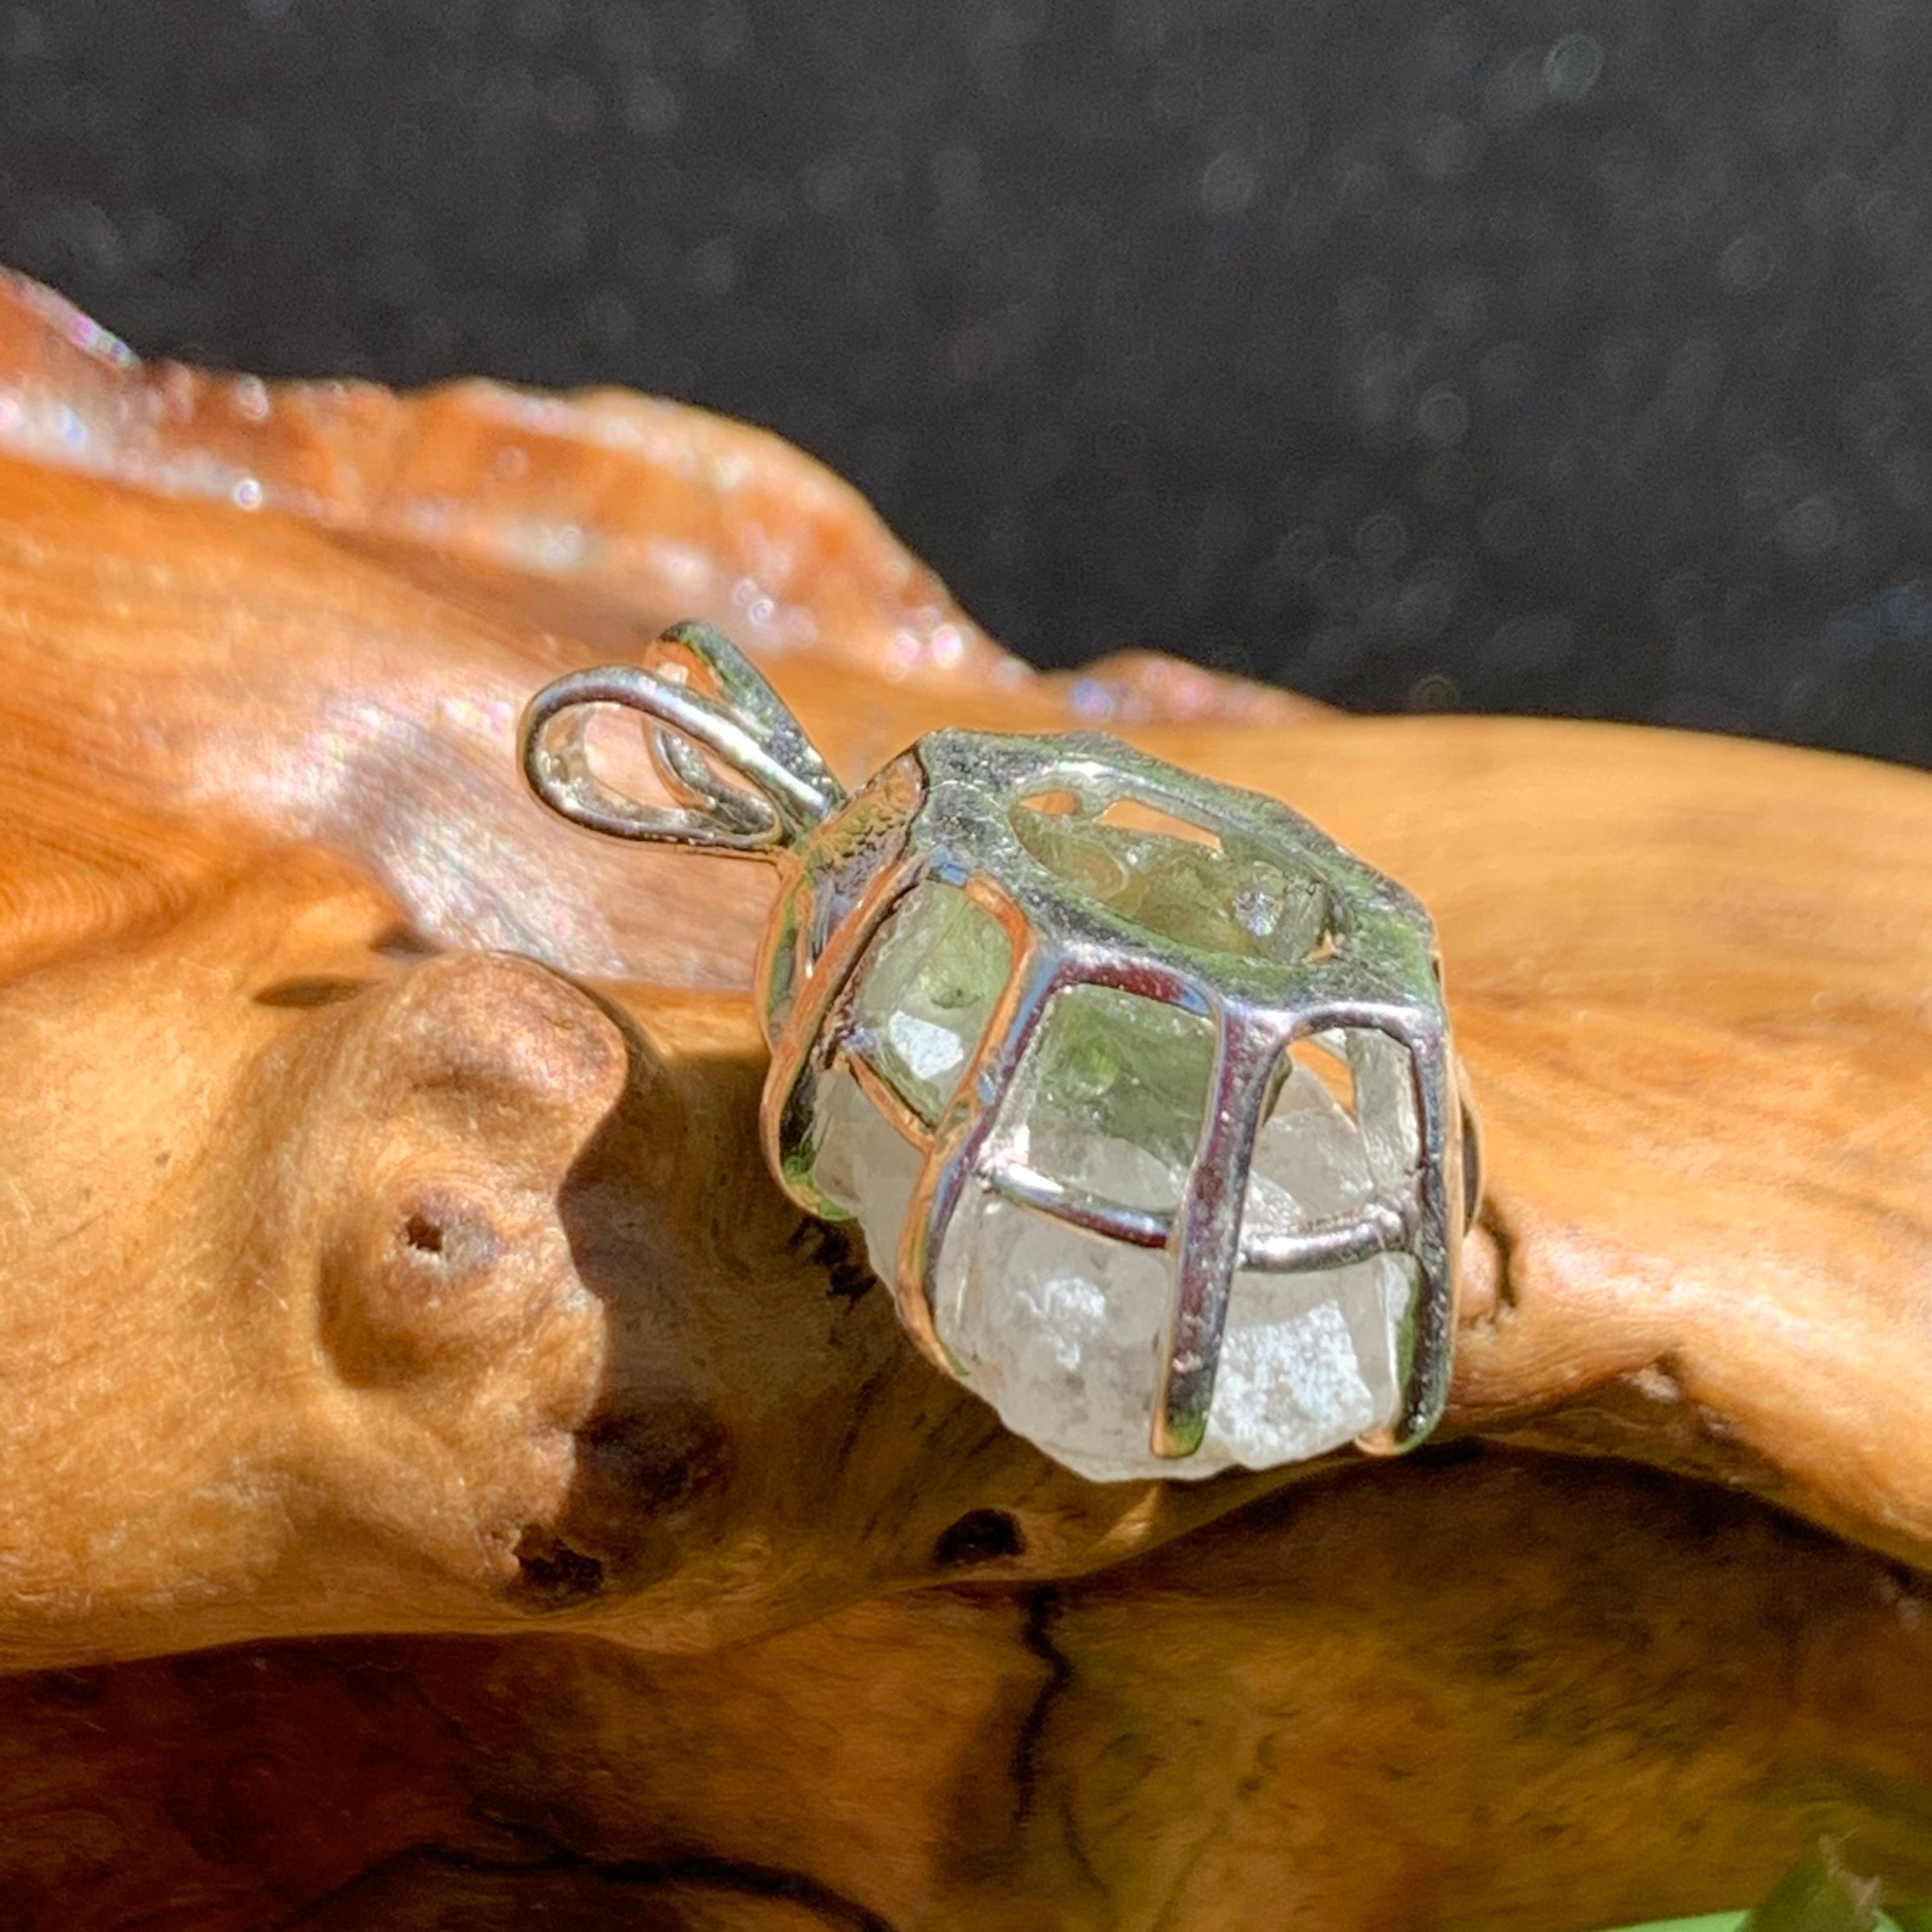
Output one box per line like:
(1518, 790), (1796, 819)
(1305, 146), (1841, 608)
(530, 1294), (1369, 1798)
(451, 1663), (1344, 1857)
(852, 881), (1013, 1121)
(1022, 984), (1215, 1193)
(1009, 803), (1329, 963)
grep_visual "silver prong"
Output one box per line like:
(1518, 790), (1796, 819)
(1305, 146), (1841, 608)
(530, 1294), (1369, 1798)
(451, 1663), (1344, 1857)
(1154, 1010), (1286, 1459)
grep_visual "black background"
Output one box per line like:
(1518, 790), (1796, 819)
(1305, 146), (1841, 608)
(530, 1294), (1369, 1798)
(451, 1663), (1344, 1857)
(5, 0), (1932, 765)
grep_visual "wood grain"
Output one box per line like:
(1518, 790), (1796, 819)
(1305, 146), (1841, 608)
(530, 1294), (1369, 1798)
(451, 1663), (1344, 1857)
(0, 266), (1929, 1921)
(2, 1454), (1930, 1930)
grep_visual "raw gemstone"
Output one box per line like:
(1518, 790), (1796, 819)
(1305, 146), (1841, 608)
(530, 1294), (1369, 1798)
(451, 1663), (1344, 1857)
(1017, 982), (1216, 1190)
(847, 880), (1012, 1121)
(810, 1067), (923, 1282)
(1009, 803), (1329, 964)
(811, 968), (1412, 1484)
(935, 1029), (1410, 1482)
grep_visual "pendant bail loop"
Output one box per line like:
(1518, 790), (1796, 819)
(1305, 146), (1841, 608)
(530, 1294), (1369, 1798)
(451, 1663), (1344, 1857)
(520, 621), (846, 857)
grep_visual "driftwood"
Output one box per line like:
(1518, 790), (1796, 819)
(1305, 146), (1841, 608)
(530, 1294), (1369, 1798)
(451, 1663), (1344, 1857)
(0, 266), (1930, 1926)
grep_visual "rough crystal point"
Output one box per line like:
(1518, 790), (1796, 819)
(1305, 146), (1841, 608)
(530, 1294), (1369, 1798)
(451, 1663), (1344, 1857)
(804, 854), (1418, 1484)
(812, 1047), (1410, 1484)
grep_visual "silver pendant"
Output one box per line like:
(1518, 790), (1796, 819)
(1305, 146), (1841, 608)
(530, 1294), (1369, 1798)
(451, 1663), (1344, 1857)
(522, 622), (1478, 1483)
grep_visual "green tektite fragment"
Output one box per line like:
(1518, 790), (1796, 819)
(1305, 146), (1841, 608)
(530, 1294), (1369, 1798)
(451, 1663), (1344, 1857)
(1009, 803), (1329, 963)
(1022, 984), (1215, 1195)
(852, 881), (1013, 1121)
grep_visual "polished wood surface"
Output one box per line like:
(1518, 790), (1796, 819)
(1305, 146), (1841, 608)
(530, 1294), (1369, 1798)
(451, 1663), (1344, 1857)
(0, 267), (1927, 1926)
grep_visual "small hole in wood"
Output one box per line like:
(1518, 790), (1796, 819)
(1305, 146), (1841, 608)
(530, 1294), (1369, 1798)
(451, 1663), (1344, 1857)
(933, 1508), (1026, 1569)
(252, 976), (369, 1009)
(402, 1213), (445, 1257)
(512, 1526), (606, 1607)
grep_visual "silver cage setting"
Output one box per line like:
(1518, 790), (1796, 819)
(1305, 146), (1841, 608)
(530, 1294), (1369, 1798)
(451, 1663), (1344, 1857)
(522, 622), (1478, 1484)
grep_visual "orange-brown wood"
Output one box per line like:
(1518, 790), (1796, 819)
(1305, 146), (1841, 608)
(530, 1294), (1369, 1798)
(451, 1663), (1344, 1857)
(0, 266), (1929, 1924)
(4, 1455), (1930, 1930)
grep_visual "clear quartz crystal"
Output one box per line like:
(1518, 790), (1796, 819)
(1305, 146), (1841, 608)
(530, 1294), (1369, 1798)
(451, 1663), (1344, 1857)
(811, 1066), (923, 1282)
(812, 911), (1414, 1481)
